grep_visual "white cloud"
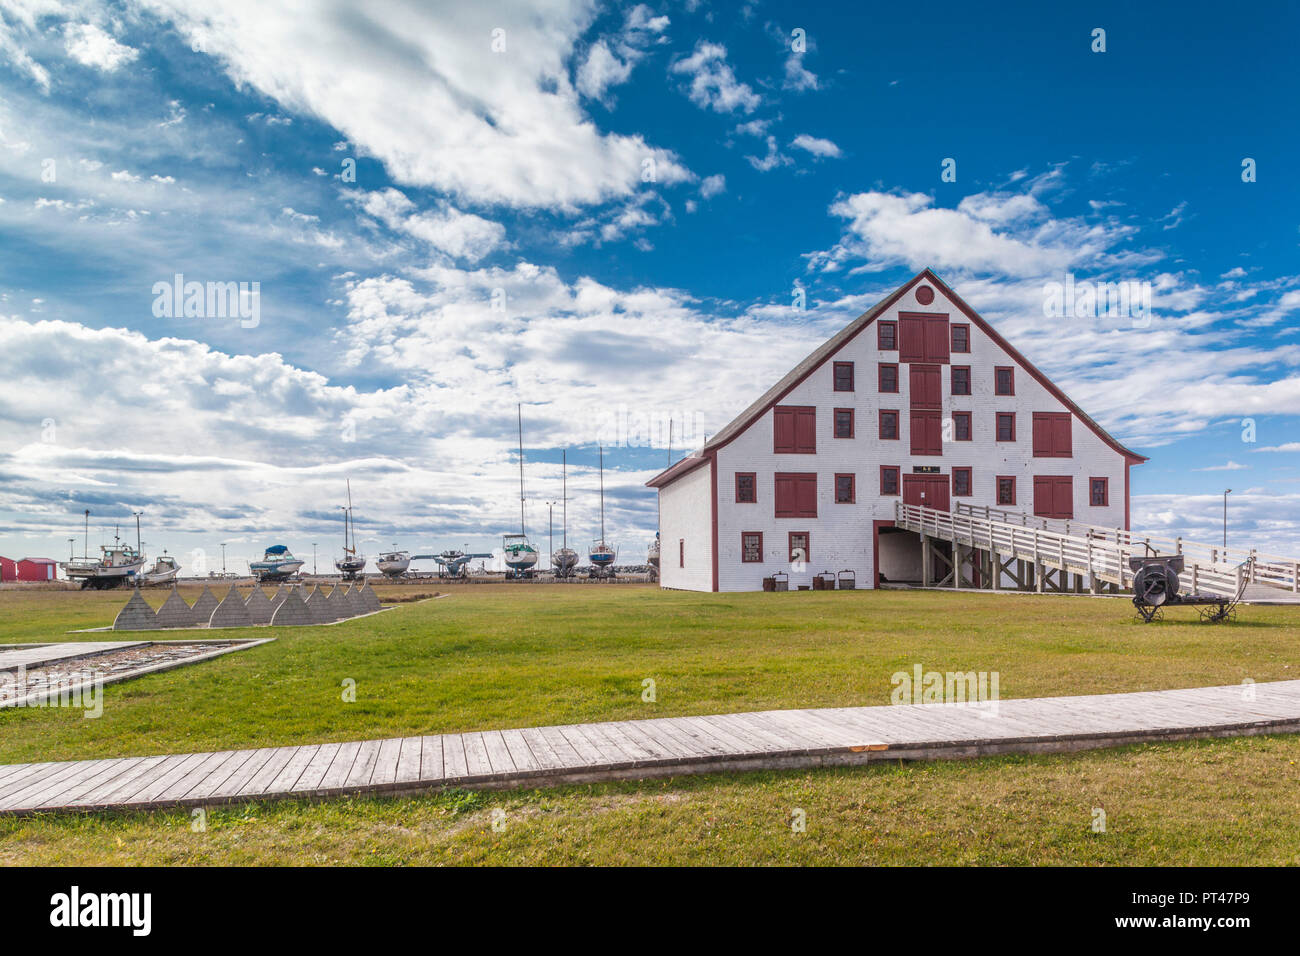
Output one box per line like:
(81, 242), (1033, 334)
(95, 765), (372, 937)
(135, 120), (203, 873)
(746, 135), (790, 172)
(783, 52), (818, 91)
(671, 41), (760, 114)
(576, 40), (633, 101)
(353, 188), (506, 263)
(699, 173), (725, 198)
(790, 133), (840, 159)
(63, 22), (138, 71)
(134, 0), (691, 208)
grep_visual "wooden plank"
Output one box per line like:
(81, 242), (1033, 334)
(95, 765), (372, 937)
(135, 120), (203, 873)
(130, 752), (213, 804)
(568, 722), (636, 764)
(294, 743), (344, 792)
(76, 755), (172, 807)
(499, 729), (542, 773)
(461, 732), (494, 777)
(234, 747), (297, 797)
(317, 741), (362, 791)
(26, 758), (145, 810)
(212, 748), (279, 798)
(265, 745), (319, 795)
(184, 751), (256, 802)
(535, 725), (585, 766)
(551, 725), (604, 766)
(417, 736), (442, 782)
(371, 738), (403, 787)
(344, 739), (383, 788)
(442, 734), (469, 780)
(390, 737), (421, 784)
(518, 727), (568, 770)
(153, 750), (237, 803)
(3, 760), (101, 810)
(481, 731), (517, 775)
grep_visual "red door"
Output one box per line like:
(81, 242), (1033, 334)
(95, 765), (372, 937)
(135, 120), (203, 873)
(909, 364), (942, 409)
(903, 474), (951, 512)
(1033, 476), (1073, 518)
(910, 409), (942, 455)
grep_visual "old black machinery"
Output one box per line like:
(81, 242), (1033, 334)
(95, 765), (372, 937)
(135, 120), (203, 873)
(1130, 554), (1252, 623)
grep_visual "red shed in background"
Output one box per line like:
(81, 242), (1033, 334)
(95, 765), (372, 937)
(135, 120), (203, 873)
(16, 558), (57, 581)
(0, 556), (16, 581)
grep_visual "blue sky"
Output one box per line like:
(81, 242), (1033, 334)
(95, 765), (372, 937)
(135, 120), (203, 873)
(0, 0), (1297, 571)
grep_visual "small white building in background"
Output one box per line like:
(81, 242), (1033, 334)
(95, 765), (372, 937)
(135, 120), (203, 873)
(647, 269), (1147, 593)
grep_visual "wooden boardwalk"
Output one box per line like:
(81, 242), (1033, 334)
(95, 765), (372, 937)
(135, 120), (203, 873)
(3, 680), (1299, 815)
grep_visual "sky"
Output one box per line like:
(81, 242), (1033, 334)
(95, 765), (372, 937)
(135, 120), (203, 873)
(0, 0), (1297, 573)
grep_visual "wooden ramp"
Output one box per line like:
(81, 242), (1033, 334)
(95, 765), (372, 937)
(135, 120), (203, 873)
(894, 501), (1300, 599)
(3, 680), (1299, 816)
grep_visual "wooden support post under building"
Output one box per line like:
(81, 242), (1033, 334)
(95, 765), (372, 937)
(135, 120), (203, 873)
(921, 535), (931, 588)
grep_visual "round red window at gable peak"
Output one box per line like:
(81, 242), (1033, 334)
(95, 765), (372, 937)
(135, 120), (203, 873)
(915, 285), (935, 305)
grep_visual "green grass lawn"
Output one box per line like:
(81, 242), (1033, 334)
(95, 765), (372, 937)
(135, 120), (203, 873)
(1, 582), (1298, 864)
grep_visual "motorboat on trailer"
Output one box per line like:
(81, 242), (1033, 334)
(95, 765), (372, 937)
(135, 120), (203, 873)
(647, 533), (660, 572)
(422, 550), (493, 578)
(503, 404), (539, 579)
(376, 549), (411, 578)
(250, 545), (304, 583)
(140, 551), (180, 586)
(503, 534), (538, 577)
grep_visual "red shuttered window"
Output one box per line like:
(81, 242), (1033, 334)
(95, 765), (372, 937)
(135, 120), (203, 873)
(1032, 412), (1072, 458)
(910, 409), (942, 456)
(953, 467), (972, 497)
(1033, 476), (1074, 519)
(774, 472), (817, 518)
(900, 314), (950, 364)
(880, 465), (900, 496)
(774, 405), (816, 453)
(834, 473), (855, 503)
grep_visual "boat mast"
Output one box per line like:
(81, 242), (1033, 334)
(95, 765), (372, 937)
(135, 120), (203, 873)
(346, 479), (354, 556)
(518, 403), (526, 538)
(599, 444), (606, 545)
(83, 509), (89, 559)
(562, 449), (568, 550)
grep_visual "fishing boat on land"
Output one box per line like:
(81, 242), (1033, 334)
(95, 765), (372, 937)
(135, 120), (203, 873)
(503, 404), (539, 579)
(250, 545), (304, 583)
(140, 551), (180, 586)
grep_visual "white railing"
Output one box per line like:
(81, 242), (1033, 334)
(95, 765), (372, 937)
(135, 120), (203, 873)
(954, 502), (1298, 594)
(896, 502), (1250, 598)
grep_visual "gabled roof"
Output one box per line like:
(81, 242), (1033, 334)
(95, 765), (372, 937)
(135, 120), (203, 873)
(644, 452), (710, 489)
(646, 268), (1146, 488)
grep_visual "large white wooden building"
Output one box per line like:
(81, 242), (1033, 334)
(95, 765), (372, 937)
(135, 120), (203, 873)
(647, 269), (1147, 592)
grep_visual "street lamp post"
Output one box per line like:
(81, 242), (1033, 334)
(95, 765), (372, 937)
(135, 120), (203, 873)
(547, 501), (557, 570)
(1223, 489), (1232, 550)
(67, 538), (74, 561)
(220, 543), (227, 575)
(312, 543), (318, 576)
